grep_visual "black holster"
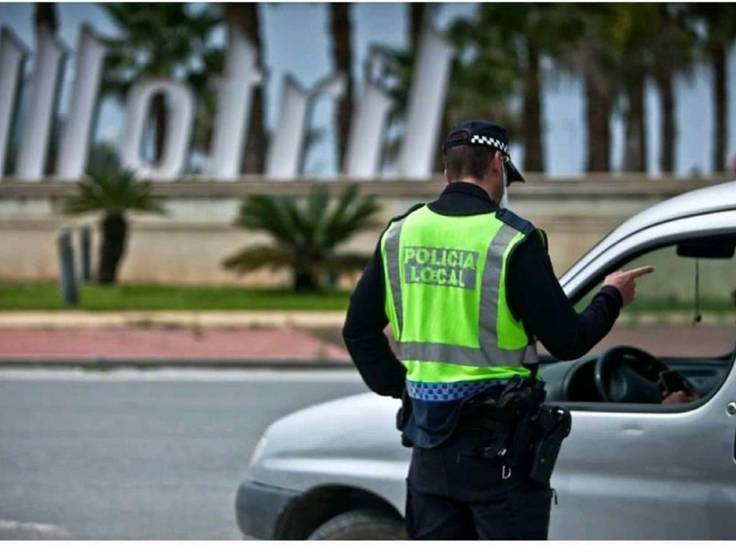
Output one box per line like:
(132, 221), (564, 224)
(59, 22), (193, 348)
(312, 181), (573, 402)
(396, 387), (414, 447)
(528, 404), (571, 483)
(466, 377), (571, 485)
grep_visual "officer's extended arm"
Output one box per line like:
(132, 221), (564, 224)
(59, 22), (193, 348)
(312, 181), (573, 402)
(507, 234), (623, 361)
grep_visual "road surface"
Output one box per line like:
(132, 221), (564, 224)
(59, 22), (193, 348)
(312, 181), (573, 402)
(0, 368), (366, 539)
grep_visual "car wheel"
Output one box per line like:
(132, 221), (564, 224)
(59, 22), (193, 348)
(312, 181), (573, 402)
(307, 509), (406, 540)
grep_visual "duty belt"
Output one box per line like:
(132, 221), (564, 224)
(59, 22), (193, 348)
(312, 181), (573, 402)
(458, 376), (572, 485)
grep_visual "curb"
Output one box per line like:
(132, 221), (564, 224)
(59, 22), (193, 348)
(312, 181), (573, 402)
(0, 311), (347, 330)
(1, 311), (731, 330)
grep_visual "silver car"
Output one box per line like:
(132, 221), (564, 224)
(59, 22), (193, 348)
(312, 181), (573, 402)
(236, 181), (736, 539)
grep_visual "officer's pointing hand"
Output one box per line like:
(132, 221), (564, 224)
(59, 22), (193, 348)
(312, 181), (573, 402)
(603, 265), (654, 307)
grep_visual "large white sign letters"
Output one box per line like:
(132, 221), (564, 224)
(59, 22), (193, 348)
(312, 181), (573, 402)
(56, 24), (107, 180)
(398, 26), (454, 178)
(266, 73), (345, 179)
(0, 27), (29, 177)
(120, 79), (195, 179)
(0, 21), (454, 182)
(16, 25), (67, 180)
(209, 26), (262, 179)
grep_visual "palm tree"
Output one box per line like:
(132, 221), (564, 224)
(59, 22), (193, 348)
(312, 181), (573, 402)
(606, 3), (658, 172)
(223, 3), (267, 174)
(576, 4), (697, 174)
(443, 11), (519, 133)
(383, 6), (518, 172)
(34, 3), (57, 33)
(34, 3), (58, 175)
(62, 144), (165, 285)
(687, 4), (736, 172)
(223, 186), (381, 292)
(328, 3), (354, 172)
(553, 3), (618, 173)
(605, 4), (699, 174)
(487, 3), (585, 173)
(397, 4), (584, 174)
(649, 4), (697, 174)
(409, 3), (428, 50)
(102, 3), (221, 163)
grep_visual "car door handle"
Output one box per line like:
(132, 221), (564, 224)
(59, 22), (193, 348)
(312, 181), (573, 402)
(727, 402), (736, 416)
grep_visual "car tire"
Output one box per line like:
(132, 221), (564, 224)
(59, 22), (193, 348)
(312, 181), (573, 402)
(307, 509), (406, 540)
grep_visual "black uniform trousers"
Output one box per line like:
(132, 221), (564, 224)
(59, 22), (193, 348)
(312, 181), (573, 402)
(404, 421), (554, 540)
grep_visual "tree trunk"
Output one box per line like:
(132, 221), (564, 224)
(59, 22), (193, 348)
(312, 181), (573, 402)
(293, 265), (320, 293)
(656, 71), (676, 174)
(711, 43), (727, 172)
(35, 3), (58, 176)
(152, 93), (167, 163)
(433, 113), (450, 174)
(98, 213), (128, 285)
(409, 3), (427, 50)
(34, 3), (57, 33)
(584, 71), (612, 172)
(523, 42), (544, 172)
(623, 75), (647, 172)
(329, 3), (353, 172)
(225, 3), (267, 174)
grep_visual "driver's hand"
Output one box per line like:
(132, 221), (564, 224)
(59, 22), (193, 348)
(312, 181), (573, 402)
(603, 266), (654, 306)
(661, 381), (700, 404)
(662, 390), (689, 404)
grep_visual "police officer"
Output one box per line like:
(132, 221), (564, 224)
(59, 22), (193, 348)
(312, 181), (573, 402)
(342, 120), (653, 540)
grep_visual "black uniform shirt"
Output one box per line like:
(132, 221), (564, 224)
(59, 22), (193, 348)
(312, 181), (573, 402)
(342, 182), (623, 447)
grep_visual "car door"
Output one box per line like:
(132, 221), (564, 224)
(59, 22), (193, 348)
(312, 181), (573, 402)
(548, 212), (736, 539)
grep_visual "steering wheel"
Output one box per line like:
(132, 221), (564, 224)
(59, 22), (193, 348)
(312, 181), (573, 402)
(594, 346), (670, 403)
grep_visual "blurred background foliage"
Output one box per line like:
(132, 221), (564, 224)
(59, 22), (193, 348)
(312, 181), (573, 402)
(223, 185), (381, 292)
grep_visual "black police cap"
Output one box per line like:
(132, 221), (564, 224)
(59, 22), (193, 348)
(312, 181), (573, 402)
(442, 120), (525, 184)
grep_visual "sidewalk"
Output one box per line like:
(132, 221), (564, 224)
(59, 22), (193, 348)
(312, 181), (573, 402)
(0, 311), (350, 365)
(0, 310), (732, 365)
(0, 310), (346, 329)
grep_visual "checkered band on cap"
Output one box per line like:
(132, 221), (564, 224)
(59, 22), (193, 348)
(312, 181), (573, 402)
(470, 135), (509, 153)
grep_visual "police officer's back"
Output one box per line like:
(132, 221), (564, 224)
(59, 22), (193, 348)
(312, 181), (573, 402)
(343, 121), (651, 540)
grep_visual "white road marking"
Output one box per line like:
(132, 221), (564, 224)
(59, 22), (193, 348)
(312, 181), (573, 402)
(0, 519), (70, 537)
(0, 368), (362, 383)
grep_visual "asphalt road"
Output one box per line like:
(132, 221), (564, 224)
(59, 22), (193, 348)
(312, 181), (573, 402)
(0, 368), (366, 539)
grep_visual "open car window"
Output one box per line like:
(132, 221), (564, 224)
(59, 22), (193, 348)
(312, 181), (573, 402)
(544, 234), (736, 409)
(571, 242), (735, 359)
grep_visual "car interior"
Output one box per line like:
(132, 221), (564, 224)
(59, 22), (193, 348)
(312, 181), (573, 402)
(542, 349), (734, 406)
(540, 233), (736, 409)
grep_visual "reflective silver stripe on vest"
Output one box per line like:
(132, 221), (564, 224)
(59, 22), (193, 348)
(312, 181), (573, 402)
(399, 341), (537, 366)
(400, 342), (487, 365)
(384, 217), (407, 337)
(477, 224), (528, 365)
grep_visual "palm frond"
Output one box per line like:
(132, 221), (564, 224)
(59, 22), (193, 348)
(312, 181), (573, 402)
(227, 186), (381, 290)
(61, 146), (165, 217)
(101, 3), (220, 95)
(221, 245), (296, 275)
(322, 185), (382, 248)
(319, 252), (373, 273)
(236, 195), (299, 245)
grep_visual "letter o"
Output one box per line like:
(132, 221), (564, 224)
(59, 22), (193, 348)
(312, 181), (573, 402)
(120, 78), (195, 180)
